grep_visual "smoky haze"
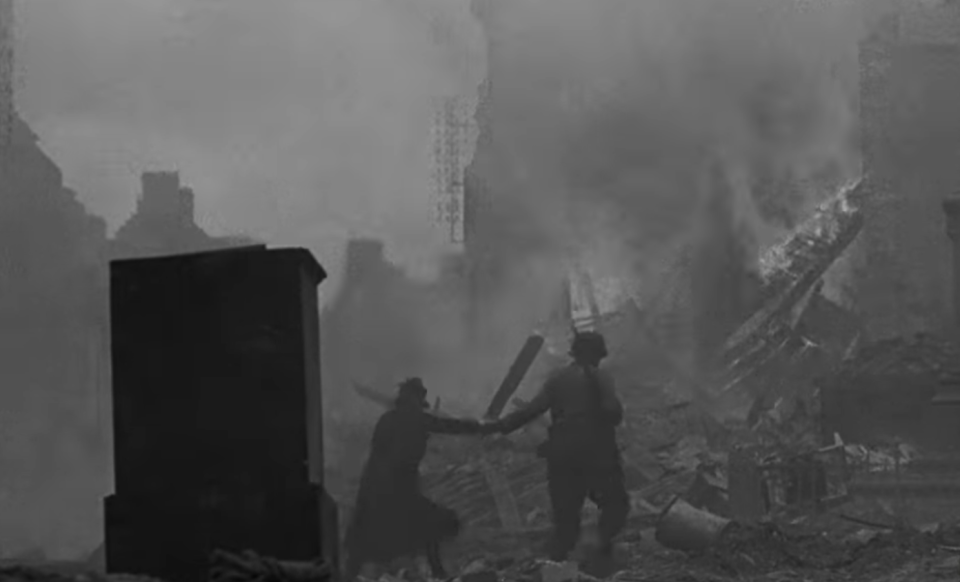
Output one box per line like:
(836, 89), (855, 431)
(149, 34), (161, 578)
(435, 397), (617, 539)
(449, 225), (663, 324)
(325, 0), (892, 462)
(17, 0), (485, 285)
(1, 0), (897, 562)
(8, 0), (485, 560)
(392, 0), (888, 403)
(479, 0), (886, 306)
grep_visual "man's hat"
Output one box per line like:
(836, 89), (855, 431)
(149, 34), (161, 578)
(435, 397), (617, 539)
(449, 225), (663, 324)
(397, 377), (428, 401)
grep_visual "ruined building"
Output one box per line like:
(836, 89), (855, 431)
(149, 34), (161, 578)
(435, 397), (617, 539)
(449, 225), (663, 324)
(855, 1), (960, 339)
(110, 171), (257, 260)
(0, 1), (262, 554)
(321, 239), (433, 411)
(0, 0), (111, 551)
(461, 0), (758, 370)
(462, 0), (584, 349)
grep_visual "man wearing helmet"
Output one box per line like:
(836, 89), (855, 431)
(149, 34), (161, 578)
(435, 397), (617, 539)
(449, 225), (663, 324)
(344, 377), (494, 581)
(492, 331), (629, 569)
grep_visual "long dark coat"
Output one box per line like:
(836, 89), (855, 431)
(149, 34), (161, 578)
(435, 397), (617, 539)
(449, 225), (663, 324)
(344, 405), (480, 564)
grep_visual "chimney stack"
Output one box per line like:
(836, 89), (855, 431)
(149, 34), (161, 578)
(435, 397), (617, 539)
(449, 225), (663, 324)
(178, 187), (195, 227)
(343, 239), (386, 287)
(139, 171), (195, 228)
(943, 193), (960, 327)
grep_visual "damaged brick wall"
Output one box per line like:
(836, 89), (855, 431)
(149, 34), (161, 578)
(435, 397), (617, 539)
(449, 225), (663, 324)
(854, 5), (960, 339)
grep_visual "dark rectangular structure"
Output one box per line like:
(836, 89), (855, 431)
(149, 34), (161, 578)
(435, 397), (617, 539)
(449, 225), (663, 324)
(104, 246), (338, 582)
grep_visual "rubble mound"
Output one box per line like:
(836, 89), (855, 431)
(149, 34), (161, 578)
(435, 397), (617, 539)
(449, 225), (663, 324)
(697, 522), (940, 579)
(835, 333), (960, 380)
(698, 522), (806, 575)
(843, 528), (940, 577)
(0, 565), (162, 582)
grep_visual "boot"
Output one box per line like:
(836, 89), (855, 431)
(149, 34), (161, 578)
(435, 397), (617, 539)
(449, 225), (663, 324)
(596, 539), (614, 558)
(425, 543), (449, 579)
(581, 539), (618, 579)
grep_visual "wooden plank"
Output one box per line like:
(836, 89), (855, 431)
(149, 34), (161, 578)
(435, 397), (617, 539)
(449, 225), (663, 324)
(484, 334), (545, 420)
(480, 452), (522, 532)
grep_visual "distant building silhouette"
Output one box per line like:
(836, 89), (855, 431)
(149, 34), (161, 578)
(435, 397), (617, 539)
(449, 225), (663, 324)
(321, 239), (430, 412)
(0, 116), (107, 296)
(110, 171), (258, 259)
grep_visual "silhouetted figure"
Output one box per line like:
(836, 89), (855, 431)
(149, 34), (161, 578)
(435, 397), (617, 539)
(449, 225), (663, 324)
(494, 331), (629, 568)
(344, 378), (491, 580)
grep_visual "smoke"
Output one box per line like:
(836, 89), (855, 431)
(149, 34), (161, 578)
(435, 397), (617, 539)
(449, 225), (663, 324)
(16, 0), (485, 288)
(0, 0), (895, 560)
(6, 0), (488, 560)
(477, 0), (875, 300)
(346, 0), (889, 407)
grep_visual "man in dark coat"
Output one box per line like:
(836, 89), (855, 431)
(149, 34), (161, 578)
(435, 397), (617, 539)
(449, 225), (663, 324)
(492, 331), (629, 568)
(344, 377), (493, 580)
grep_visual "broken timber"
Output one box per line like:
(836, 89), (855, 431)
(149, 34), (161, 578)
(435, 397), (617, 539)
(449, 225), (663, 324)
(715, 179), (867, 399)
(479, 455), (523, 532)
(485, 334), (545, 419)
(482, 333), (545, 532)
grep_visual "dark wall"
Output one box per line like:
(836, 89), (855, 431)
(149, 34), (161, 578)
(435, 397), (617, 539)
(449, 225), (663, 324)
(822, 373), (960, 449)
(106, 247), (333, 581)
(856, 12), (960, 338)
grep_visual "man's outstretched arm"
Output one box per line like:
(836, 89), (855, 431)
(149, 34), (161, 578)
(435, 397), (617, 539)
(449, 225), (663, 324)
(495, 383), (553, 435)
(424, 414), (485, 435)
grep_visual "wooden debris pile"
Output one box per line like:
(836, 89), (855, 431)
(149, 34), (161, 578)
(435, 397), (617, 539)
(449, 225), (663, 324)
(208, 549), (332, 582)
(417, 397), (734, 531)
(710, 180), (867, 419)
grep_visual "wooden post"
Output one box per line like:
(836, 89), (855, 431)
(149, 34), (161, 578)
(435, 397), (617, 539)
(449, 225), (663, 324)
(728, 449), (765, 520)
(480, 454), (521, 533)
(943, 194), (960, 328)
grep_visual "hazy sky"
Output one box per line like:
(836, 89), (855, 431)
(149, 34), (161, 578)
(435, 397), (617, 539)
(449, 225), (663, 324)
(15, 0), (484, 280)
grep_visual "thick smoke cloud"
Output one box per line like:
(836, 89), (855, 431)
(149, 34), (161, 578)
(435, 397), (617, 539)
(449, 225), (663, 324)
(3, 0), (896, 560)
(482, 0), (879, 302)
(16, 0), (484, 285)
(15, 0), (881, 294)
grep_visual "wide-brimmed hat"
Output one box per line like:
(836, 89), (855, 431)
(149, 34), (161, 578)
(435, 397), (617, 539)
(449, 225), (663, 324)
(397, 377), (428, 402)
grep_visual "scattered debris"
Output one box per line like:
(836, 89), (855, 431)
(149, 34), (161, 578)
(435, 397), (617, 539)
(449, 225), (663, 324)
(208, 549), (333, 582)
(654, 497), (733, 552)
(539, 560), (579, 582)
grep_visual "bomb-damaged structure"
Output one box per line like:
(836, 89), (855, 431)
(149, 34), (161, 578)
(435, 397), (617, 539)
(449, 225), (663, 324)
(13, 0), (954, 580)
(318, 1), (960, 580)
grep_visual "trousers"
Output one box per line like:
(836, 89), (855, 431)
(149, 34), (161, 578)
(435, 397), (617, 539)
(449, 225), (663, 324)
(546, 455), (630, 561)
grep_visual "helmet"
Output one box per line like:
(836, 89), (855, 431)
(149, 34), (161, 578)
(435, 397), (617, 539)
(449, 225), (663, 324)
(570, 331), (608, 361)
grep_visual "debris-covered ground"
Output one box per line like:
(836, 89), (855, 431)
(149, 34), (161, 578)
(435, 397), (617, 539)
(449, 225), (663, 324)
(316, 395), (960, 582)
(15, 186), (954, 582)
(3, 517), (960, 582)
(439, 515), (960, 582)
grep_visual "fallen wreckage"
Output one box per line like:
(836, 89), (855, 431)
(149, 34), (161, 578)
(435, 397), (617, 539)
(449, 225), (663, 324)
(339, 178), (960, 580)
(411, 180), (871, 527)
(346, 182), (864, 508)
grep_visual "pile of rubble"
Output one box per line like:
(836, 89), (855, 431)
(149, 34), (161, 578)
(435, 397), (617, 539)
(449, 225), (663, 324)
(439, 514), (960, 582)
(321, 177), (960, 581)
(832, 332), (960, 381)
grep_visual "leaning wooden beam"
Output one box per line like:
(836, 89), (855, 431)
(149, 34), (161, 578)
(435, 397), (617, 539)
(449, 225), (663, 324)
(480, 333), (546, 532)
(721, 179), (867, 374)
(484, 334), (545, 420)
